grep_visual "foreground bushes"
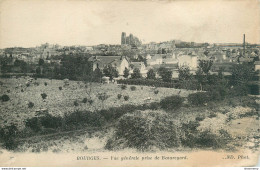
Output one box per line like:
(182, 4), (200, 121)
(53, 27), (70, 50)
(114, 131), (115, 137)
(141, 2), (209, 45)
(105, 111), (179, 151)
(105, 112), (232, 151)
(160, 95), (184, 110)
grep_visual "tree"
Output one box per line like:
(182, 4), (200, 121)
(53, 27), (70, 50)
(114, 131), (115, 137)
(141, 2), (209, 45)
(103, 65), (119, 80)
(158, 67), (172, 82)
(231, 63), (254, 85)
(178, 66), (192, 81)
(198, 60), (213, 75)
(123, 67), (130, 78)
(38, 58), (44, 66)
(147, 69), (156, 79)
(196, 60), (213, 90)
(92, 68), (103, 82)
(131, 68), (142, 79)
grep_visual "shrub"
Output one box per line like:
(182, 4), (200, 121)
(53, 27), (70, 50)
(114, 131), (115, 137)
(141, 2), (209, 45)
(28, 102), (34, 108)
(21, 89), (24, 92)
(74, 100), (79, 106)
(188, 92), (210, 106)
(154, 90), (159, 94)
(26, 83), (30, 87)
(105, 111), (179, 151)
(121, 84), (127, 90)
(130, 86), (136, 91)
(59, 86), (62, 90)
(180, 121), (232, 149)
(160, 95), (183, 110)
(1, 124), (19, 150)
(44, 82), (48, 86)
(124, 95), (129, 101)
(117, 94), (122, 100)
(82, 98), (88, 103)
(195, 115), (205, 121)
(1, 94), (10, 102)
(88, 99), (93, 105)
(209, 112), (217, 118)
(41, 93), (47, 100)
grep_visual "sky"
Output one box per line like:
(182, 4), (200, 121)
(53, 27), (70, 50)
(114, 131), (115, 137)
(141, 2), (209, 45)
(0, 0), (259, 48)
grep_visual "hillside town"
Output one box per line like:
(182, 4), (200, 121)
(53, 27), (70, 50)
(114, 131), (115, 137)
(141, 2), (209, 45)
(0, 33), (259, 81)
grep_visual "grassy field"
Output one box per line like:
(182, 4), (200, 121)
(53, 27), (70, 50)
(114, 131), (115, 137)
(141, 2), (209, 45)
(0, 77), (259, 153)
(0, 77), (194, 129)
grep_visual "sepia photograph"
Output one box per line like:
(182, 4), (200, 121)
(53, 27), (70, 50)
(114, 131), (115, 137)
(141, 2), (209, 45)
(0, 0), (259, 167)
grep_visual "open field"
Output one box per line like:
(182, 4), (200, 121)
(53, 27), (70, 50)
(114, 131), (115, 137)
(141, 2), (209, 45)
(0, 77), (194, 129)
(0, 78), (259, 153)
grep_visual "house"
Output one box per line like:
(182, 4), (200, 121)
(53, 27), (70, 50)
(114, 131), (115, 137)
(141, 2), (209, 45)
(88, 56), (129, 75)
(178, 53), (198, 70)
(130, 62), (147, 76)
(147, 54), (163, 65)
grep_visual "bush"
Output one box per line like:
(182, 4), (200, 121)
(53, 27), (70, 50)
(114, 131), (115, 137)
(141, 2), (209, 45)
(74, 100), (79, 106)
(105, 111), (179, 151)
(160, 95), (183, 110)
(59, 86), (62, 90)
(121, 84), (127, 90)
(130, 86), (136, 91)
(82, 98), (88, 103)
(124, 95), (129, 101)
(88, 99), (93, 105)
(180, 121), (231, 149)
(44, 82), (48, 86)
(188, 92), (210, 106)
(28, 102), (34, 108)
(1, 94), (10, 102)
(117, 94), (122, 100)
(154, 90), (159, 94)
(41, 93), (47, 100)
(209, 112), (217, 118)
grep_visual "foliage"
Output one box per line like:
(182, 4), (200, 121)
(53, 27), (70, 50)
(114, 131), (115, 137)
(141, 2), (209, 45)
(103, 65), (119, 80)
(117, 79), (181, 89)
(130, 86), (136, 91)
(74, 100), (79, 106)
(38, 58), (45, 66)
(188, 92), (210, 106)
(44, 82), (48, 86)
(198, 60), (213, 75)
(154, 89), (159, 94)
(92, 68), (103, 82)
(131, 68), (142, 79)
(82, 98), (88, 103)
(124, 95), (129, 101)
(0, 124), (19, 150)
(178, 66), (192, 81)
(41, 93), (47, 100)
(1, 94), (10, 102)
(28, 102), (34, 108)
(117, 94), (122, 99)
(59, 86), (62, 90)
(160, 95), (184, 110)
(105, 111), (179, 151)
(158, 67), (172, 82)
(231, 63), (254, 86)
(121, 84), (127, 90)
(147, 69), (156, 80)
(123, 67), (130, 78)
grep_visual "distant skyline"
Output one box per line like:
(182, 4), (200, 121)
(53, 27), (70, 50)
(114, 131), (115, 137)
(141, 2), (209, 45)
(0, 0), (259, 48)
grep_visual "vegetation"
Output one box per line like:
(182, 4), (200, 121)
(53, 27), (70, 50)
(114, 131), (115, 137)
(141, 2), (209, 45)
(160, 95), (184, 110)
(1, 94), (10, 102)
(131, 68), (142, 79)
(147, 69), (156, 80)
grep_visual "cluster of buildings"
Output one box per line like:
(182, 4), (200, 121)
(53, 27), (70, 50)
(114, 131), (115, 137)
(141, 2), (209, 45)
(1, 33), (259, 79)
(121, 32), (142, 47)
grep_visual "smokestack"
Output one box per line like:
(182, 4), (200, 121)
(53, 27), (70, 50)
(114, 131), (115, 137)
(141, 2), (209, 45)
(243, 34), (245, 56)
